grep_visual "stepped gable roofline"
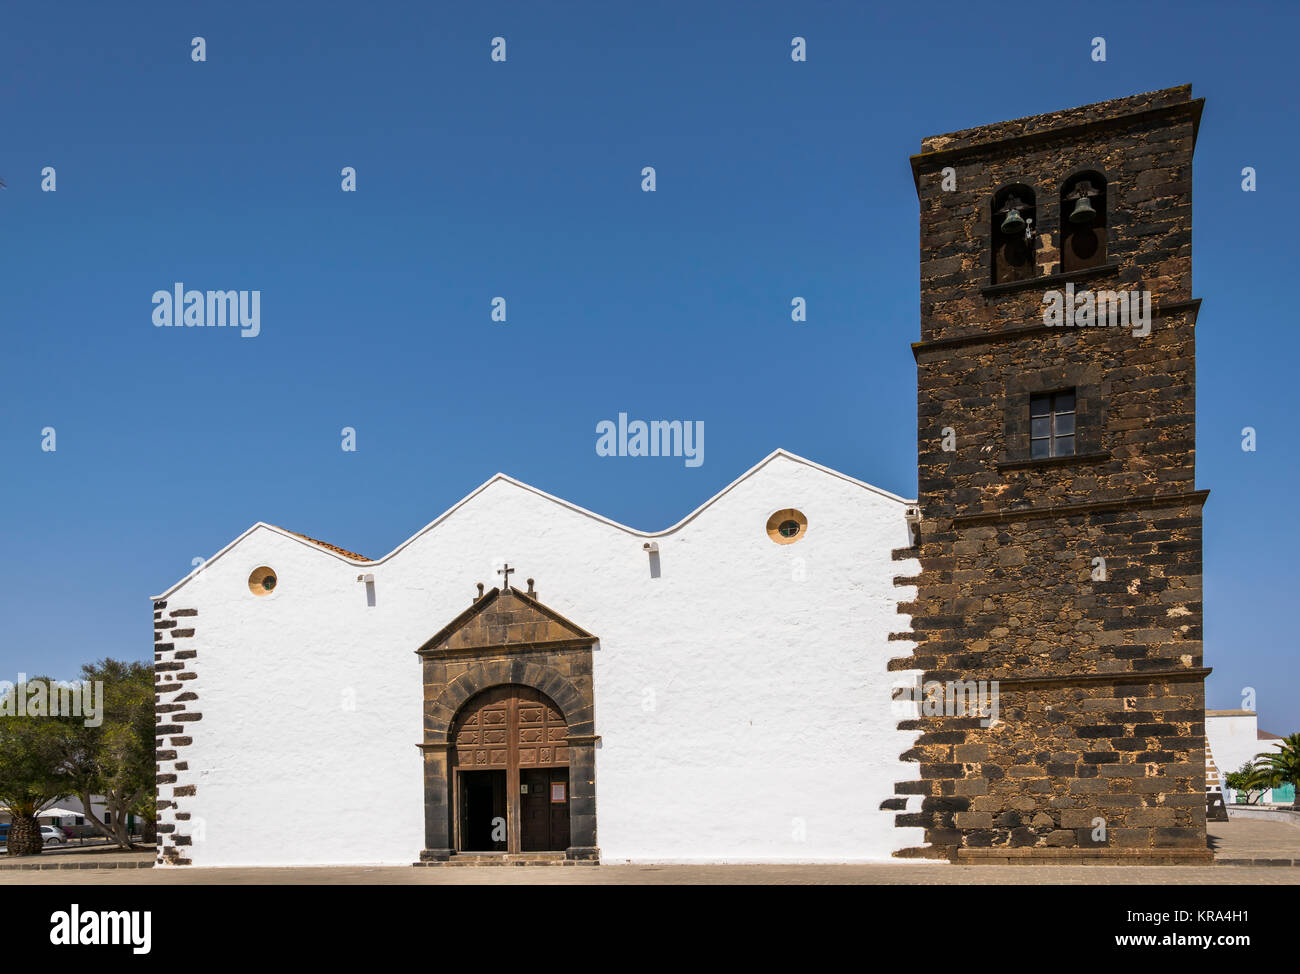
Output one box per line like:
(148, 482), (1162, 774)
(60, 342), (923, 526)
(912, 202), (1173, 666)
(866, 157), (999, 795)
(909, 84), (1202, 191)
(149, 448), (914, 601)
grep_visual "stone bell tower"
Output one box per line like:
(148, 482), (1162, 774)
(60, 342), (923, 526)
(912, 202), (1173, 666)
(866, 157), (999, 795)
(893, 86), (1211, 862)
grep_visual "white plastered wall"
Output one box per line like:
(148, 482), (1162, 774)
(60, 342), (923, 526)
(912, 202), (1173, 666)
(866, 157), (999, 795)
(153, 451), (924, 865)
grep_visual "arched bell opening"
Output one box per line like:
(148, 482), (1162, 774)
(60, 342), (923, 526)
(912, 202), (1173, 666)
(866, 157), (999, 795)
(1060, 170), (1108, 272)
(991, 183), (1038, 284)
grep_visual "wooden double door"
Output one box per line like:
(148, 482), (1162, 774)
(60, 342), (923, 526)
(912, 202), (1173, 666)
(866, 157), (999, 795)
(451, 685), (571, 853)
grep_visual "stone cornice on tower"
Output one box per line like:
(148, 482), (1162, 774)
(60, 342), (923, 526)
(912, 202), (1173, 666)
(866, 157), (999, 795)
(909, 85), (1204, 192)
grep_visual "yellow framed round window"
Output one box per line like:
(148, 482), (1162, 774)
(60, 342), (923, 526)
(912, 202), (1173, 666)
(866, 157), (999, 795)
(766, 509), (807, 545)
(248, 566), (278, 596)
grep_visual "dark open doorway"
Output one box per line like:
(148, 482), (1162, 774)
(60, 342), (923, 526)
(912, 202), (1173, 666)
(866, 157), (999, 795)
(459, 770), (507, 852)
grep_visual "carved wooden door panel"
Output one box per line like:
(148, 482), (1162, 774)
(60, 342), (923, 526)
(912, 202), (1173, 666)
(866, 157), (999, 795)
(452, 685), (511, 769)
(451, 685), (569, 852)
(515, 694), (569, 768)
(520, 768), (570, 851)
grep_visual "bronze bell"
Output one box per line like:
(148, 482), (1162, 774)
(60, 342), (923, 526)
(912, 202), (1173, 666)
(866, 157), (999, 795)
(1000, 208), (1026, 234)
(1069, 195), (1097, 224)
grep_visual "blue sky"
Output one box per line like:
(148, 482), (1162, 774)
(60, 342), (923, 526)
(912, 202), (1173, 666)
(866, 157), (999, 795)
(2, 1), (1296, 733)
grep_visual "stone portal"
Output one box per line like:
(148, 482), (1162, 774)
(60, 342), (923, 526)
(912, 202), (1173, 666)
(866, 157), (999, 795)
(415, 584), (599, 862)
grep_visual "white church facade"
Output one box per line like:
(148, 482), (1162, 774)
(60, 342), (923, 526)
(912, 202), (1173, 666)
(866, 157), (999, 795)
(150, 450), (927, 867)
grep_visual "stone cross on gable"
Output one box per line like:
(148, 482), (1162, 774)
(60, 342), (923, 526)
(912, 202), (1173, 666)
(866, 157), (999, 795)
(497, 563), (514, 590)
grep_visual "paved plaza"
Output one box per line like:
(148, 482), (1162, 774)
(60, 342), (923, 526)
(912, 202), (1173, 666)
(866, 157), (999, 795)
(1, 819), (1297, 884)
(0, 861), (1294, 884)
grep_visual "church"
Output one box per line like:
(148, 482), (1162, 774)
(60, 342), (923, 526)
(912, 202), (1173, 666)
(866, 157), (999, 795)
(152, 85), (1210, 867)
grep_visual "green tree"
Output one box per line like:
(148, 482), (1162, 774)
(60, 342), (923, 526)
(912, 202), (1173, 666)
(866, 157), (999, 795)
(0, 680), (70, 856)
(1224, 762), (1266, 805)
(53, 659), (154, 850)
(1246, 734), (1300, 809)
(133, 790), (158, 844)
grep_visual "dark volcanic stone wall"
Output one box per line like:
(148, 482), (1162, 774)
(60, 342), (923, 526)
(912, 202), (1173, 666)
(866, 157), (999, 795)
(894, 85), (1211, 862)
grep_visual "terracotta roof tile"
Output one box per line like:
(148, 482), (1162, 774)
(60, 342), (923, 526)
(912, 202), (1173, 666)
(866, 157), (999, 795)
(278, 528), (372, 563)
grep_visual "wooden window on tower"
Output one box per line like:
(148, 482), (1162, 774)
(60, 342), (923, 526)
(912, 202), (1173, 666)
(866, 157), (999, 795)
(1031, 390), (1075, 458)
(991, 184), (1037, 285)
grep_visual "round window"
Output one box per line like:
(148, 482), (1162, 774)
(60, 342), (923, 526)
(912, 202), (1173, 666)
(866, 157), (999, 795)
(248, 566), (278, 596)
(766, 509), (807, 545)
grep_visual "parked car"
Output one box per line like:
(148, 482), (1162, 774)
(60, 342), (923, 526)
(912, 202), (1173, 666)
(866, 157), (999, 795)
(39, 825), (64, 846)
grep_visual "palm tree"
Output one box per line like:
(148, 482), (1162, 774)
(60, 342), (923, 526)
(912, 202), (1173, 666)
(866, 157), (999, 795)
(0, 698), (69, 856)
(1246, 733), (1300, 808)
